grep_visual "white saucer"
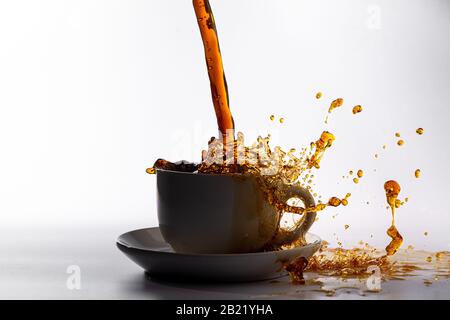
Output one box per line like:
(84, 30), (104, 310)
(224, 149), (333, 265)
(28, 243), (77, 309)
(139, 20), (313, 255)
(117, 227), (321, 282)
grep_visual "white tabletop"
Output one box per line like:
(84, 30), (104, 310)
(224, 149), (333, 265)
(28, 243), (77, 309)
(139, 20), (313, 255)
(1, 224), (448, 300)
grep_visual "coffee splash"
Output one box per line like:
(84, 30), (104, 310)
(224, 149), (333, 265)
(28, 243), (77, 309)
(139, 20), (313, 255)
(384, 180), (404, 256)
(284, 180), (407, 282)
(145, 0), (442, 289)
(307, 131), (335, 169)
(197, 131), (350, 217)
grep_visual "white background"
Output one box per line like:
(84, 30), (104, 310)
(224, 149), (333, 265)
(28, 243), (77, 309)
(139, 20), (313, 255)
(0, 0), (449, 251)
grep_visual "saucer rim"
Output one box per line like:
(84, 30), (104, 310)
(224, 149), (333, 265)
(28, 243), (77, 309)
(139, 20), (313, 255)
(117, 226), (321, 258)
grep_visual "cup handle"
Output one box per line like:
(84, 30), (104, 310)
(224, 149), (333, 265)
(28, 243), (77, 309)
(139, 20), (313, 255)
(271, 184), (316, 247)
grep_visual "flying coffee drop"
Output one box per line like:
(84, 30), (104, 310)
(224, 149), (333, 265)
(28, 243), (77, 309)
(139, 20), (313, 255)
(316, 92), (322, 99)
(352, 105), (362, 114)
(416, 128), (424, 135)
(328, 98), (344, 114)
(328, 197), (342, 207)
(397, 140), (404, 146)
(415, 169), (421, 178)
(357, 169), (363, 178)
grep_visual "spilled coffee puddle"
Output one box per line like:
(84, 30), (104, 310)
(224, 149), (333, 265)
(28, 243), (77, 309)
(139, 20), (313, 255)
(274, 248), (450, 298)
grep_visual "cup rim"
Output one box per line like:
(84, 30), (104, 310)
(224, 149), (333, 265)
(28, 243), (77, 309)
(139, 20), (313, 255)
(156, 167), (258, 178)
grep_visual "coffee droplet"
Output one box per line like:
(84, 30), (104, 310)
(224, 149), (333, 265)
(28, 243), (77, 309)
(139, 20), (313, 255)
(416, 127), (424, 135)
(375, 154), (379, 158)
(426, 256), (432, 263)
(344, 224), (349, 230)
(353, 177), (359, 184)
(357, 169), (363, 178)
(349, 170), (354, 175)
(270, 115), (275, 121)
(316, 92), (322, 99)
(395, 132), (401, 137)
(328, 98), (344, 113)
(352, 105), (362, 114)
(415, 169), (421, 178)
(279, 117), (285, 123)
(397, 140), (404, 146)
(424, 231), (428, 236)
(328, 197), (341, 207)
(146, 167), (156, 174)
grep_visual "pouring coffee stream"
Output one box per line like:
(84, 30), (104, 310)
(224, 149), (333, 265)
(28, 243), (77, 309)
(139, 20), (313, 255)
(193, 0), (235, 151)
